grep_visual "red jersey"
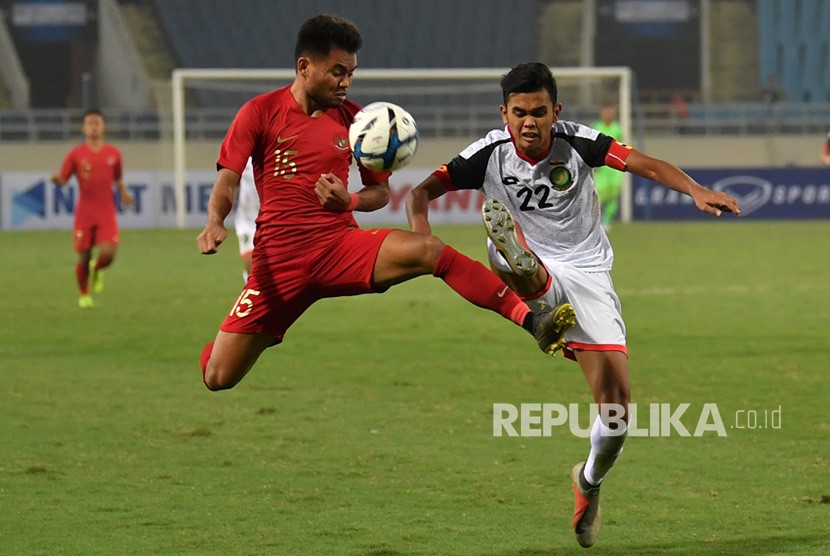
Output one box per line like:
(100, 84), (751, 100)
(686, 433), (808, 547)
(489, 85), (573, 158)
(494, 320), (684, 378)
(217, 86), (388, 251)
(59, 143), (122, 225)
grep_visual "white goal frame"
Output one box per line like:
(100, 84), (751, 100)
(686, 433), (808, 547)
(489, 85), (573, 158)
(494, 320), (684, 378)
(172, 67), (633, 228)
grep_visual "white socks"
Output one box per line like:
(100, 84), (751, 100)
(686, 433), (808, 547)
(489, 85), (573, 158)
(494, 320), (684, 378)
(583, 416), (627, 486)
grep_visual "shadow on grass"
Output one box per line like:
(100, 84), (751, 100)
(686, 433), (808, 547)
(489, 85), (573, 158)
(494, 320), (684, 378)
(487, 532), (829, 556)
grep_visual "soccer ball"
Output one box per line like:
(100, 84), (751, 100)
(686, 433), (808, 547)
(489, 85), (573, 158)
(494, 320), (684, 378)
(349, 102), (419, 172)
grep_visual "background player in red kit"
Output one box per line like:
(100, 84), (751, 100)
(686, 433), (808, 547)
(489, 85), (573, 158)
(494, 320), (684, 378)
(51, 109), (134, 308)
(196, 14), (576, 391)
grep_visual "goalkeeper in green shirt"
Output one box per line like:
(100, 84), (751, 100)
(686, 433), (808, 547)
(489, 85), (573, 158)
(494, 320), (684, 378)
(592, 104), (624, 230)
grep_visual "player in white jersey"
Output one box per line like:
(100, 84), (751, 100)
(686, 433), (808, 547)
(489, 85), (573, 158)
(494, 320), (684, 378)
(234, 158), (259, 281)
(407, 63), (741, 548)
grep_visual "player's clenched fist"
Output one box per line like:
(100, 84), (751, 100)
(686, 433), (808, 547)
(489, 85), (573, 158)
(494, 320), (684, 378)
(315, 173), (351, 211)
(197, 222), (227, 254)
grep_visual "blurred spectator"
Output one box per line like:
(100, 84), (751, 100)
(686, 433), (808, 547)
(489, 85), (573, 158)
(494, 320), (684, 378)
(822, 131), (830, 166)
(761, 75), (786, 104)
(669, 94), (689, 119)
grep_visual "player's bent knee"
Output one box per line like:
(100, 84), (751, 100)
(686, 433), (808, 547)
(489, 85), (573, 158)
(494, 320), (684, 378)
(203, 373), (232, 391)
(202, 363), (243, 391)
(200, 340), (241, 391)
(420, 234), (446, 265)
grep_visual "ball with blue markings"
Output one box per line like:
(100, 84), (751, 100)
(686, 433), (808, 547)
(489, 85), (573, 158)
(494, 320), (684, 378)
(349, 102), (419, 172)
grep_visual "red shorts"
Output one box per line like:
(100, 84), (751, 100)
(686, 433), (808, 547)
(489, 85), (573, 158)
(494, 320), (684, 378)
(220, 227), (394, 343)
(73, 214), (119, 252)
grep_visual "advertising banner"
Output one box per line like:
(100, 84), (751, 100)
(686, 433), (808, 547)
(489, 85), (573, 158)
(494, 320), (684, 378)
(634, 168), (830, 220)
(6, 166), (826, 230)
(1, 171), (217, 230)
(0, 167), (483, 230)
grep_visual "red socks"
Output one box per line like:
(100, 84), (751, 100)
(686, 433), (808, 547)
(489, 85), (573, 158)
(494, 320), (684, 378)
(75, 260), (89, 295)
(432, 246), (530, 326)
(200, 341), (214, 383)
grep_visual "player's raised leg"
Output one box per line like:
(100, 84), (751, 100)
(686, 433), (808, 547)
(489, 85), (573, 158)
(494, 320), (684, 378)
(371, 230), (572, 355)
(482, 198), (538, 278)
(481, 198), (575, 353)
(200, 331), (275, 391)
(571, 349), (630, 547)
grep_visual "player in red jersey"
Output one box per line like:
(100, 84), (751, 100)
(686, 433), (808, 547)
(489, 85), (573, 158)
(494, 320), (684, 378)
(51, 109), (134, 308)
(196, 14), (576, 391)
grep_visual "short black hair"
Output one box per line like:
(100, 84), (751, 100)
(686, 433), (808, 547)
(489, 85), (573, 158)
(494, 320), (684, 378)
(82, 108), (104, 119)
(500, 63), (558, 106)
(294, 14), (362, 61)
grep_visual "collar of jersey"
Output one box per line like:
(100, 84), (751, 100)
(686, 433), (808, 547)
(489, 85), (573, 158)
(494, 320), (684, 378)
(507, 126), (553, 166)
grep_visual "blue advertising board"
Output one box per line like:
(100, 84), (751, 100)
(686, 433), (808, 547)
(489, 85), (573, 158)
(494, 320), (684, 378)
(633, 168), (830, 220)
(0, 167), (481, 230)
(0, 171), (217, 230)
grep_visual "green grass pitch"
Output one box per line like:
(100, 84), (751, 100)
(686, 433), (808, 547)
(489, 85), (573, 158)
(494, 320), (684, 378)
(1, 221), (828, 555)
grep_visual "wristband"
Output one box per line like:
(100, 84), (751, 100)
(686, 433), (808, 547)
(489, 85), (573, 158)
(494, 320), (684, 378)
(347, 193), (360, 211)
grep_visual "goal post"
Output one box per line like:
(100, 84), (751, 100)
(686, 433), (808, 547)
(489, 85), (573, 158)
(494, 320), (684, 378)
(172, 67), (633, 228)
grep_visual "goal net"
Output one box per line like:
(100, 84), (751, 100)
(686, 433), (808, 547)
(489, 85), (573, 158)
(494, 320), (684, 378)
(172, 67), (633, 227)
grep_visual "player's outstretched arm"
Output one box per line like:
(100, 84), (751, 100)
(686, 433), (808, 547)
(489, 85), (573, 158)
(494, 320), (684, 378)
(625, 150), (741, 217)
(197, 168), (240, 254)
(51, 172), (66, 187)
(406, 174), (448, 235)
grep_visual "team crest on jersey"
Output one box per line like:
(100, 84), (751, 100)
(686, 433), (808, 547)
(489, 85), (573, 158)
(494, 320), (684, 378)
(80, 159), (92, 179)
(332, 134), (350, 151)
(549, 164), (572, 191)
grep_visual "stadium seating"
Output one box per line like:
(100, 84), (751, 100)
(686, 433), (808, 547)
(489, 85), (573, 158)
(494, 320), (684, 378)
(152, 0), (536, 71)
(758, 0), (830, 103)
(151, 0), (537, 110)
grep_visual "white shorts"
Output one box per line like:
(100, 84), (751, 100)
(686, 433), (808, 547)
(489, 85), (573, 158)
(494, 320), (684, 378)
(487, 239), (626, 358)
(234, 159), (259, 256)
(235, 217), (256, 256)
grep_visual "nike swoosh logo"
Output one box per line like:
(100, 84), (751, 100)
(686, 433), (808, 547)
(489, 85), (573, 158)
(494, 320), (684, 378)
(497, 286), (509, 298)
(277, 134), (298, 143)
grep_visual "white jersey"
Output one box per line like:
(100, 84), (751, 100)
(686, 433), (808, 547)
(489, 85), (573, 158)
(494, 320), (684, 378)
(446, 121), (622, 271)
(234, 158), (259, 255)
